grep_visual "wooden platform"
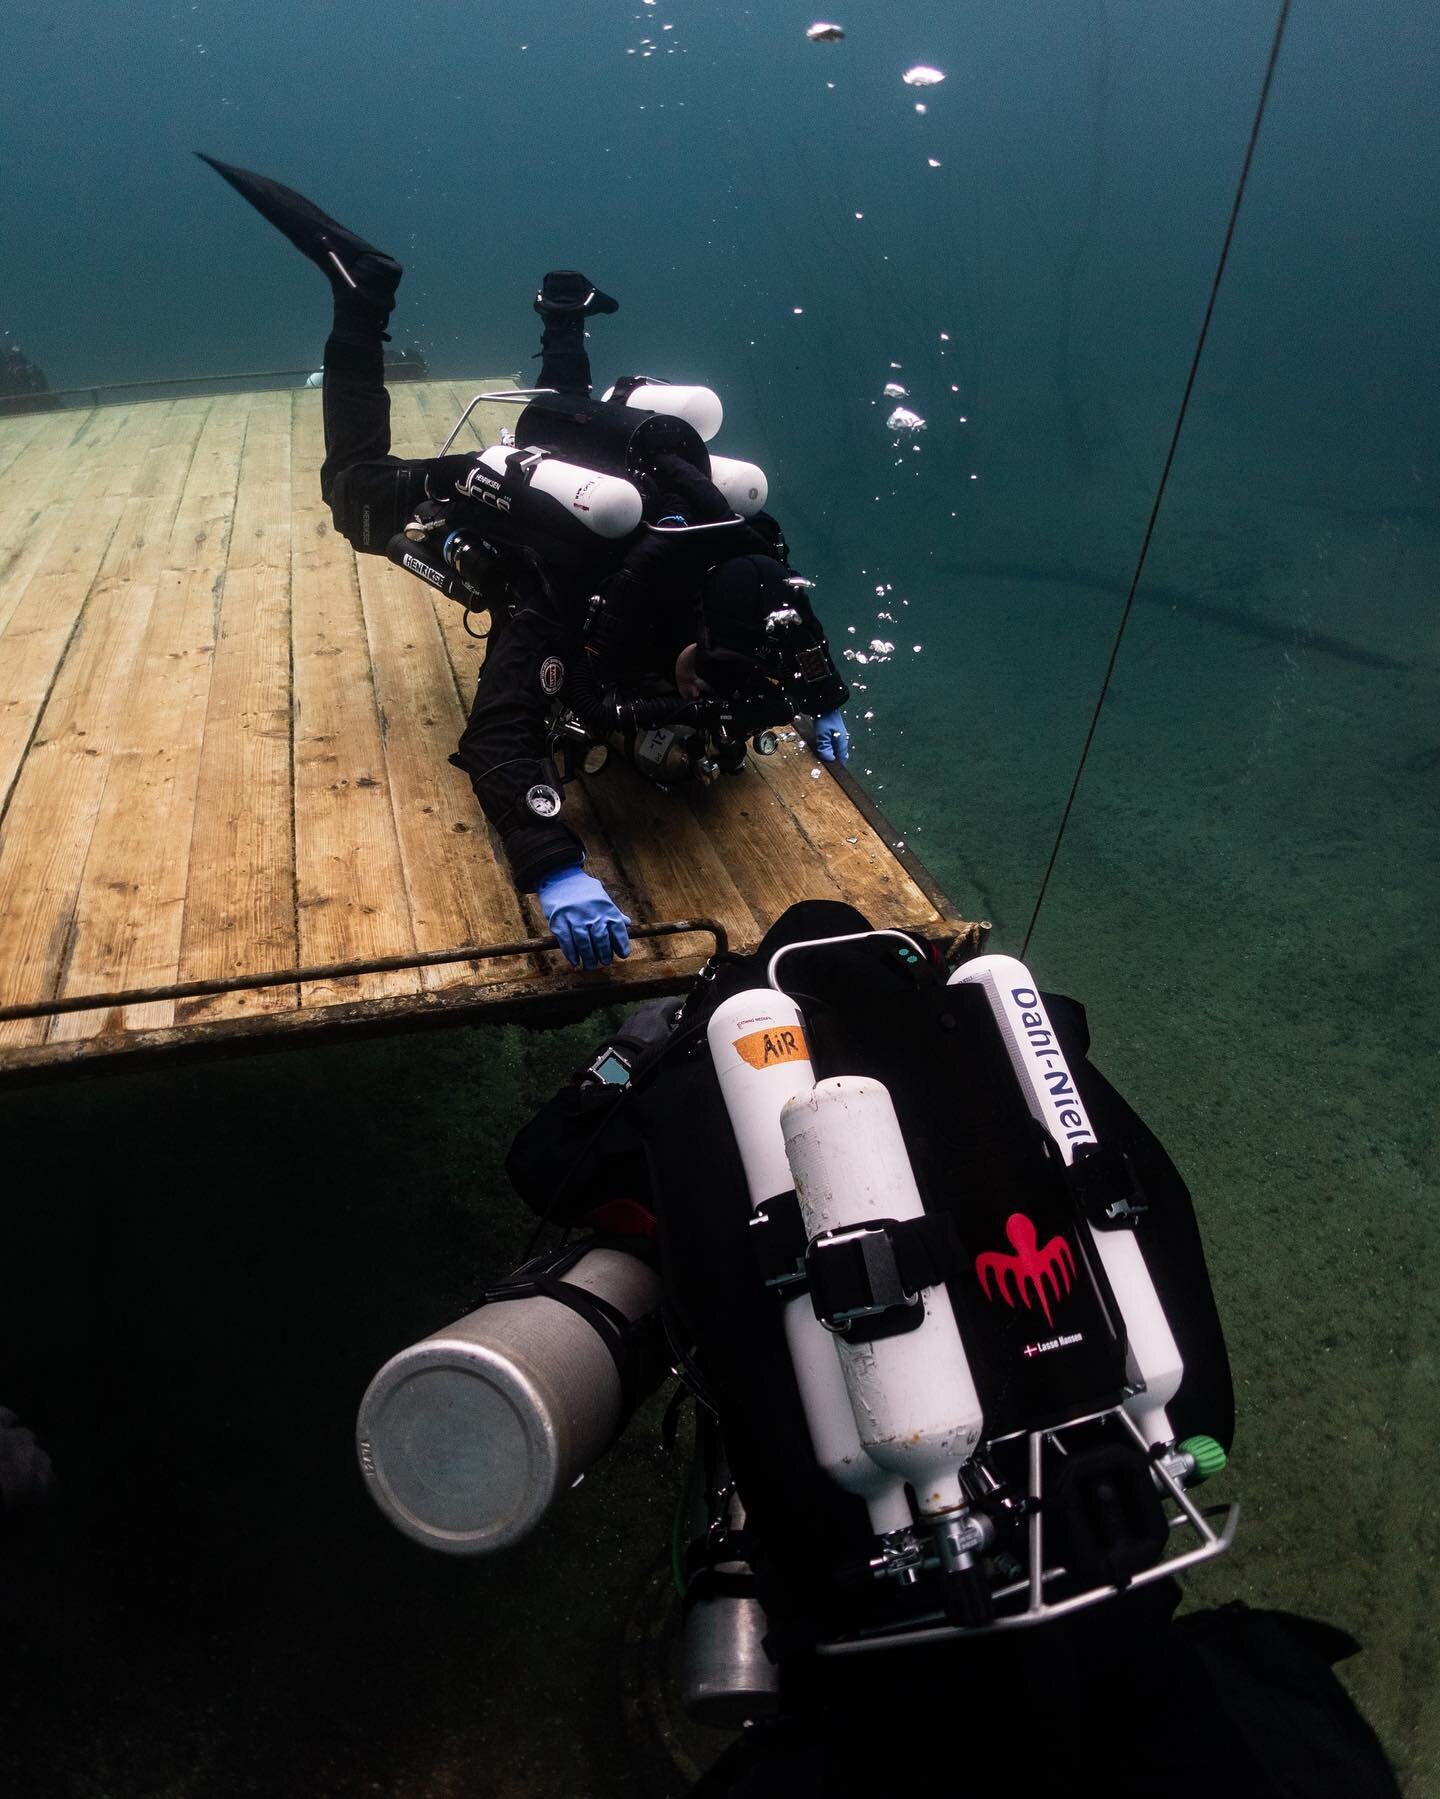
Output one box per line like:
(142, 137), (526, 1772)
(0, 380), (980, 1079)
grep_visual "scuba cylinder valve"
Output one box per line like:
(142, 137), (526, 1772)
(780, 1076), (992, 1625)
(706, 991), (913, 1538)
(949, 954), (1184, 1451)
(356, 1242), (663, 1555)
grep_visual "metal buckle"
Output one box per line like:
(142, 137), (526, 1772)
(808, 1222), (920, 1332)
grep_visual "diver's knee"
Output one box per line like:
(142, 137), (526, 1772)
(327, 462), (425, 554)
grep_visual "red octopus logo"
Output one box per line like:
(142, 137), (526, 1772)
(975, 1214), (1076, 1329)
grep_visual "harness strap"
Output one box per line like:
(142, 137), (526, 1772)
(476, 1241), (657, 1416)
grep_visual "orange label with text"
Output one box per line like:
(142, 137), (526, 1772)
(732, 1024), (810, 1069)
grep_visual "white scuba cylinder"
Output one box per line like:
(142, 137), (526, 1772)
(476, 444), (643, 539)
(602, 378), (724, 442)
(949, 954), (1184, 1447)
(780, 1078), (984, 1520)
(706, 454), (769, 517)
(707, 991), (912, 1535)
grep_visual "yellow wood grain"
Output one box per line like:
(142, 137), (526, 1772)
(752, 736), (944, 929)
(48, 401), (240, 1040)
(0, 406), (147, 638)
(0, 380), (974, 1073)
(289, 391), (420, 1009)
(0, 488), (174, 1048)
(175, 397), (297, 1024)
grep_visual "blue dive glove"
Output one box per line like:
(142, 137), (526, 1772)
(815, 708), (850, 766)
(537, 865), (632, 971)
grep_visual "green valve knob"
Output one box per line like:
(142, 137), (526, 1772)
(1179, 1435), (1227, 1483)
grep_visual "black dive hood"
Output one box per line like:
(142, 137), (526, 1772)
(698, 555), (850, 718)
(513, 392), (710, 482)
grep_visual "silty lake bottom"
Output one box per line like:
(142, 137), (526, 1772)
(1, 0), (1437, 1791)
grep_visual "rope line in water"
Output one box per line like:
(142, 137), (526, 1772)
(1021, 0), (1294, 959)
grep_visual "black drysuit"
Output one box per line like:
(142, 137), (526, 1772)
(318, 320), (842, 892)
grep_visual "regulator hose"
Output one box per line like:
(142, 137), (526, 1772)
(565, 656), (718, 736)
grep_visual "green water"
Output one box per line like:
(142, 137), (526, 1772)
(2, 0), (1437, 1791)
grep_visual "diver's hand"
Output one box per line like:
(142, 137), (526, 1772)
(815, 709), (850, 767)
(537, 866), (632, 971)
(649, 453), (734, 525)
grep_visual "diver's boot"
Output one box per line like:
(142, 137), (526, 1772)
(534, 270), (619, 319)
(196, 152), (402, 334)
(532, 271), (617, 396)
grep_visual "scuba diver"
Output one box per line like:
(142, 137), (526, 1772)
(356, 900), (1401, 1797)
(198, 156), (853, 973)
(0, 337), (58, 414)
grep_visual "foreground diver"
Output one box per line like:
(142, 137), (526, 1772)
(358, 901), (1400, 1797)
(198, 156), (852, 973)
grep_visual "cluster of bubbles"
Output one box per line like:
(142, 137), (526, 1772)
(793, 25), (960, 792)
(626, 11), (680, 59)
(878, 363), (928, 446)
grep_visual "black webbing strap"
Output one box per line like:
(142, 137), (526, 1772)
(475, 1244), (656, 1416)
(748, 1191), (809, 1289)
(682, 1526), (762, 1612)
(806, 1211), (963, 1340)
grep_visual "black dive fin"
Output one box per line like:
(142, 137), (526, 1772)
(535, 269), (621, 319)
(195, 153), (400, 297)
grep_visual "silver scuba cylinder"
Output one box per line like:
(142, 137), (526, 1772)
(706, 991), (913, 1537)
(678, 1430), (781, 1727)
(356, 1245), (662, 1555)
(949, 954), (1184, 1448)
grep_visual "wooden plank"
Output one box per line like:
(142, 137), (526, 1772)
(579, 759), (761, 947)
(686, 753), (848, 919)
(354, 547), (535, 989)
(0, 487), (175, 1051)
(288, 390), (420, 1008)
(752, 734), (947, 927)
(0, 496), (128, 818)
(0, 408), (93, 513)
(0, 404), (199, 813)
(0, 407), (146, 636)
(408, 379), (513, 458)
(0, 409), (71, 486)
(175, 398), (298, 1025)
(47, 402), (239, 1041)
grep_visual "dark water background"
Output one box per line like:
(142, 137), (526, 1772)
(2, 1), (1437, 1792)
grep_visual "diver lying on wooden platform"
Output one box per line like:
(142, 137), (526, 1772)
(199, 156), (853, 974)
